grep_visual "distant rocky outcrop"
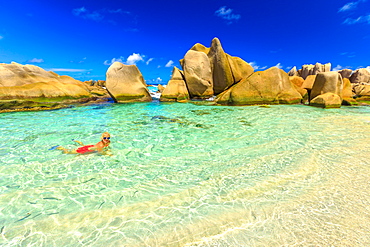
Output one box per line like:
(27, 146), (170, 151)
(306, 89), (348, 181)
(298, 63), (331, 79)
(353, 84), (370, 102)
(105, 62), (151, 103)
(160, 67), (190, 102)
(0, 62), (103, 112)
(338, 69), (352, 79)
(349, 68), (370, 84)
(215, 67), (302, 105)
(288, 66), (298, 76)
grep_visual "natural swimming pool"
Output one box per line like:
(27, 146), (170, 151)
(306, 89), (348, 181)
(1, 102), (370, 246)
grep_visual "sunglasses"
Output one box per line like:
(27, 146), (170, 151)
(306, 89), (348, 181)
(103, 137), (111, 140)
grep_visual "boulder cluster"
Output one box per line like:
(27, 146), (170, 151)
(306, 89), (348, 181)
(0, 62), (110, 112)
(158, 38), (370, 108)
(1, 37), (369, 112)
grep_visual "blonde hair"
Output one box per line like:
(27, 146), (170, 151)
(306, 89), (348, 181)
(101, 132), (110, 138)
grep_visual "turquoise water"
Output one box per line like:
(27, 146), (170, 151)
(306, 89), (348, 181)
(1, 102), (370, 246)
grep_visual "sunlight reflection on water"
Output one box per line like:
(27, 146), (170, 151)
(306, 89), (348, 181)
(0, 103), (370, 246)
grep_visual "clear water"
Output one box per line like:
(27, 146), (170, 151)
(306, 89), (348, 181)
(1, 101), (370, 246)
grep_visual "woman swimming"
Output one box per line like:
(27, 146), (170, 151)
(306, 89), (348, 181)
(56, 132), (111, 154)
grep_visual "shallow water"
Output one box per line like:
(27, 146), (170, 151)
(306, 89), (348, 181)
(0, 101), (370, 246)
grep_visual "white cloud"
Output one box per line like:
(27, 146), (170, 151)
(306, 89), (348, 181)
(338, 0), (368, 12)
(104, 57), (124, 66)
(155, 77), (162, 83)
(332, 65), (343, 71)
(146, 58), (154, 65)
(104, 54), (145, 66)
(72, 7), (132, 23)
(339, 2), (359, 12)
(126, 53), (145, 65)
(275, 63), (283, 69)
(343, 15), (370, 24)
(165, 60), (174, 67)
(248, 61), (267, 71)
(28, 58), (44, 63)
(72, 7), (104, 21)
(0, 35), (3, 40)
(215, 6), (241, 22)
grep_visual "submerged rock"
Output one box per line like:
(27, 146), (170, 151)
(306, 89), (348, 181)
(105, 62), (151, 103)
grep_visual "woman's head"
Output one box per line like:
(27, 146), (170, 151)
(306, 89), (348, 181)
(101, 132), (111, 145)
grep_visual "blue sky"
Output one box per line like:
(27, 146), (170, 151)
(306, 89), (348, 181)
(0, 0), (369, 84)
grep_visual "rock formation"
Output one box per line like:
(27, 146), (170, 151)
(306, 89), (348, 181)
(349, 68), (370, 84)
(301, 75), (317, 91)
(0, 62), (98, 112)
(105, 62), (151, 103)
(342, 78), (357, 105)
(289, 76), (307, 100)
(215, 67), (302, 105)
(181, 37), (253, 99)
(182, 50), (213, 98)
(310, 93), (342, 108)
(288, 66), (298, 76)
(338, 69), (352, 79)
(208, 38), (235, 94)
(298, 63), (331, 79)
(353, 84), (370, 101)
(309, 72), (343, 108)
(160, 67), (190, 102)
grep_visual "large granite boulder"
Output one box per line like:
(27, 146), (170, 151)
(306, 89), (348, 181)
(0, 62), (94, 112)
(310, 93), (342, 108)
(298, 62), (331, 79)
(181, 38), (254, 98)
(105, 62), (151, 102)
(289, 76), (307, 99)
(353, 84), (370, 101)
(190, 43), (210, 54)
(342, 78), (358, 105)
(182, 50), (213, 98)
(310, 72), (343, 101)
(227, 55), (254, 83)
(301, 75), (317, 91)
(160, 67), (190, 102)
(215, 67), (302, 105)
(208, 38), (234, 94)
(309, 72), (343, 108)
(349, 68), (370, 84)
